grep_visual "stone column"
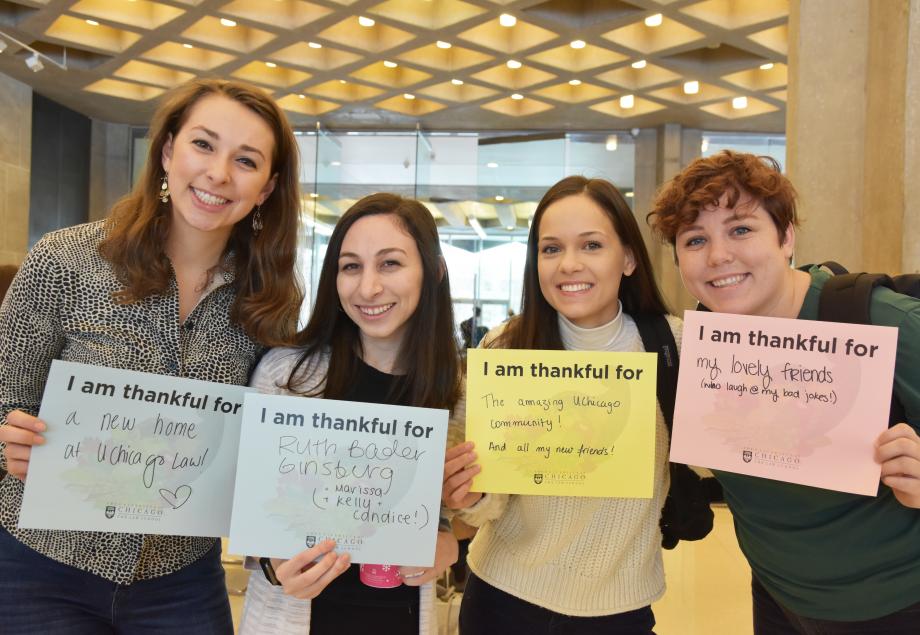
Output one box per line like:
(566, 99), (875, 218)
(0, 73), (32, 266)
(787, 0), (918, 274)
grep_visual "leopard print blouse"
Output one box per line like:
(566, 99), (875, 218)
(0, 221), (263, 584)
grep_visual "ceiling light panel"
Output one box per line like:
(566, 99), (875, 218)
(181, 16), (275, 52)
(70, 0), (185, 30)
(368, 0), (487, 30)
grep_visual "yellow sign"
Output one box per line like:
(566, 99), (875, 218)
(466, 348), (658, 497)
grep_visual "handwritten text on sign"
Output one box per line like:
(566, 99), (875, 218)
(466, 348), (658, 497)
(19, 360), (250, 536)
(670, 311), (898, 495)
(229, 394), (448, 566)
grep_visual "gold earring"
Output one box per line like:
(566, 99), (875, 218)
(159, 173), (170, 203)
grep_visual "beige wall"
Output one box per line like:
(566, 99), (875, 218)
(0, 74), (31, 266)
(788, 0), (919, 274)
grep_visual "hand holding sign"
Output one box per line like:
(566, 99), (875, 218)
(0, 410), (47, 481)
(442, 441), (481, 509)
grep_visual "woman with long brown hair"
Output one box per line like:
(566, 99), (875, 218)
(240, 193), (463, 634)
(0, 78), (302, 633)
(443, 176), (678, 634)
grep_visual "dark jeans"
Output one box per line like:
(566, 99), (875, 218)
(0, 525), (232, 634)
(752, 575), (920, 635)
(460, 571), (656, 635)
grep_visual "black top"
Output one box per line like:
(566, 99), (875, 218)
(313, 357), (420, 609)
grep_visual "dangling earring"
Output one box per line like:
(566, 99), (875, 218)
(159, 173), (170, 203)
(252, 205), (264, 234)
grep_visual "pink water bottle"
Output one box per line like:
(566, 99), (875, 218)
(359, 563), (402, 588)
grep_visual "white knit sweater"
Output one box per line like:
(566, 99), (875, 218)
(455, 308), (682, 616)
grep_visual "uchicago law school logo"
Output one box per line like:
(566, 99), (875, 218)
(533, 473), (543, 485)
(742, 450), (753, 463)
(305, 535), (316, 548)
(105, 506), (116, 519)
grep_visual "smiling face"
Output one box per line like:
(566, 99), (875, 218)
(536, 193), (636, 328)
(161, 94), (277, 244)
(675, 192), (798, 318)
(336, 214), (424, 359)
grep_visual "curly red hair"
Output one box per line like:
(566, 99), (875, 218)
(648, 150), (798, 245)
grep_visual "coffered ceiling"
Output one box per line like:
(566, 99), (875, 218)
(0, 0), (789, 131)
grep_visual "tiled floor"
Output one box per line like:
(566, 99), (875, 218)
(226, 506), (752, 634)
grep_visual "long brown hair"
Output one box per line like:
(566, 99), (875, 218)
(288, 193), (460, 410)
(99, 79), (303, 346)
(495, 175), (669, 350)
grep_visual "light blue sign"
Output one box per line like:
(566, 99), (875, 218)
(229, 393), (448, 566)
(19, 360), (252, 536)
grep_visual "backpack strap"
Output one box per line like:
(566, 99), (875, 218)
(633, 313), (677, 432)
(819, 272), (895, 325)
(808, 264), (906, 426)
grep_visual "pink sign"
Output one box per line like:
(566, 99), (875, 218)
(670, 310), (899, 496)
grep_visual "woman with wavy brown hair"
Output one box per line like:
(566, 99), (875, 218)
(0, 78), (302, 633)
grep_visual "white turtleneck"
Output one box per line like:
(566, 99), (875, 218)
(557, 300), (639, 352)
(454, 309), (682, 617)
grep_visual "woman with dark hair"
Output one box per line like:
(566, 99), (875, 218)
(443, 176), (678, 634)
(0, 78), (303, 633)
(649, 150), (920, 634)
(239, 193), (464, 635)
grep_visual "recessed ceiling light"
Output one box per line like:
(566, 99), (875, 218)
(298, 94), (305, 99)
(265, 61), (277, 68)
(487, 162), (498, 168)
(404, 93), (415, 100)
(631, 59), (647, 69)
(683, 80), (700, 95)
(451, 79), (464, 86)
(625, 191), (634, 198)
(339, 79), (347, 84)
(619, 94), (634, 109)
(308, 42), (322, 49)
(383, 60), (398, 68)
(85, 19), (99, 26)
(506, 59), (522, 69)
(510, 93), (523, 100)
(760, 62), (774, 70)
(219, 18), (237, 27)
(436, 40), (451, 49)
(605, 134), (618, 151)
(645, 13), (662, 27)
(499, 14), (516, 27)
(358, 16), (375, 27)
(569, 79), (582, 86)
(732, 96), (748, 109)
(183, 43), (193, 49)
(570, 40), (586, 49)
(495, 195), (505, 201)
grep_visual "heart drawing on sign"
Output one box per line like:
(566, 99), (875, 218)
(159, 485), (193, 509)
